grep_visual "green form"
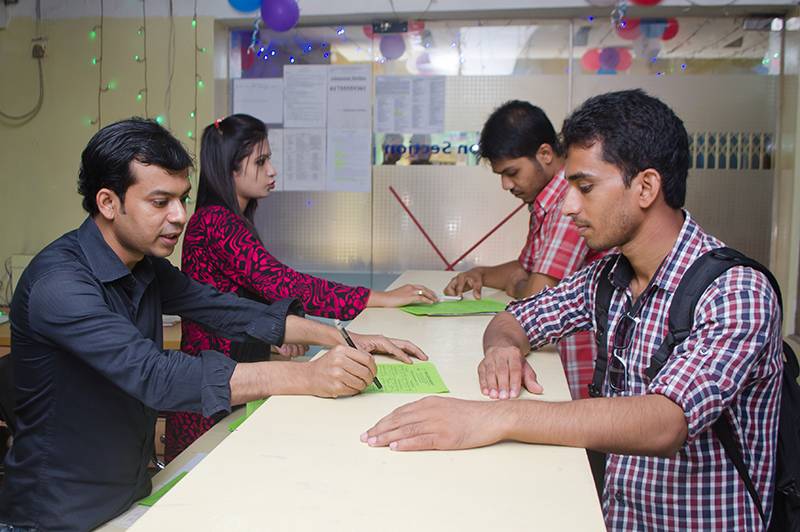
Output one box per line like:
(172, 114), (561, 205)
(362, 362), (449, 394)
(401, 299), (507, 316)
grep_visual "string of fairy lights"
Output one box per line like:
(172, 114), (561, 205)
(85, 0), (207, 153)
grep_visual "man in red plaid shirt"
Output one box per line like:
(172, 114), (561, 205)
(365, 90), (783, 530)
(444, 100), (603, 400)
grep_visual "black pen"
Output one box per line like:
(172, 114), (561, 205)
(335, 322), (382, 389)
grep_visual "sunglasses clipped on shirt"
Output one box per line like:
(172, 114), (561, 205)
(608, 311), (641, 394)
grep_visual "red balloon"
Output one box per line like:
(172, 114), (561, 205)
(362, 25), (374, 38)
(631, 0), (662, 5)
(616, 18), (641, 41)
(581, 48), (601, 72)
(662, 18), (679, 41)
(617, 48), (633, 71)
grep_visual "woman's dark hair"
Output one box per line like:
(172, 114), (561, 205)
(78, 117), (193, 215)
(479, 100), (562, 162)
(197, 113), (268, 233)
(561, 89), (690, 209)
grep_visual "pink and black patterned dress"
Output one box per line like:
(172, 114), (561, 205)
(164, 204), (371, 462)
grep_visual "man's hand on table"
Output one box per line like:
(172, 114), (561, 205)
(478, 346), (543, 399)
(361, 396), (510, 451)
(347, 332), (428, 364)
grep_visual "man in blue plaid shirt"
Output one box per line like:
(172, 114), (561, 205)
(363, 89), (783, 531)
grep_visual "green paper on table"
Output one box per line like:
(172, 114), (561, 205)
(228, 399), (267, 432)
(362, 362), (448, 394)
(401, 298), (507, 316)
(138, 471), (187, 506)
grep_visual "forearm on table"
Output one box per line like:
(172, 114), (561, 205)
(282, 315), (345, 347)
(229, 360), (312, 404)
(514, 272), (558, 299)
(483, 312), (531, 353)
(481, 260), (527, 289)
(495, 394), (687, 457)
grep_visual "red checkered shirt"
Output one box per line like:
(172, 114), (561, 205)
(508, 211), (783, 531)
(518, 169), (605, 399)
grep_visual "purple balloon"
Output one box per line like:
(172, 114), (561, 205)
(380, 34), (406, 60)
(599, 47), (621, 70)
(261, 0), (299, 33)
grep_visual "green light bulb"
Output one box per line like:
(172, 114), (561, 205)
(134, 54), (141, 61)
(199, 47), (207, 53)
(155, 115), (165, 125)
(197, 79), (205, 89)
(90, 56), (98, 65)
(189, 111), (196, 118)
(187, 130), (194, 138)
(136, 93), (143, 102)
(89, 30), (97, 40)
(191, 18), (197, 28)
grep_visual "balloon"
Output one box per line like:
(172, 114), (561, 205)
(616, 18), (641, 40)
(641, 19), (667, 39)
(362, 25), (374, 38)
(599, 47), (621, 70)
(229, 0), (261, 12)
(380, 34), (406, 60)
(633, 37), (661, 62)
(616, 48), (633, 71)
(261, 0), (300, 33)
(631, 0), (662, 5)
(581, 48), (601, 71)
(662, 18), (679, 40)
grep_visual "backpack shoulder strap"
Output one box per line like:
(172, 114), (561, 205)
(645, 247), (782, 380)
(650, 246), (782, 527)
(589, 258), (617, 398)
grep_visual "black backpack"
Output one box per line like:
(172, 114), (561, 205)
(591, 247), (800, 531)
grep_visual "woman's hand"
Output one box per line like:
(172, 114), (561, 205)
(346, 332), (428, 364)
(367, 284), (438, 307)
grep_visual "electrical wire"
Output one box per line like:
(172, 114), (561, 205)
(165, 0), (176, 125)
(142, 0), (149, 117)
(98, 0), (104, 129)
(0, 0), (45, 125)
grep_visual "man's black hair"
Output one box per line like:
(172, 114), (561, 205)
(479, 100), (562, 162)
(78, 117), (194, 215)
(561, 89), (690, 209)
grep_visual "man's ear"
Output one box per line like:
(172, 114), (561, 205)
(635, 168), (662, 209)
(95, 188), (121, 220)
(536, 143), (555, 167)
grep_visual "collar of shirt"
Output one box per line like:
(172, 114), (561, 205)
(605, 209), (704, 295)
(529, 168), (567, 221)
(77, 216), (154, 286)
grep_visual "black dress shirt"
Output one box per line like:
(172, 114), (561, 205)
(0, 217), (300, 531)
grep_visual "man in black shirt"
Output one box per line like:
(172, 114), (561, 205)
(0, 118), (426, 531)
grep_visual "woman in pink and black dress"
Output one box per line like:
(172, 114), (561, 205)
(165, 114), (438, 462)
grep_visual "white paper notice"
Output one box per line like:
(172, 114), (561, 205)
(232, 78), (284, 125)
(282, 129), (326, 191)
(283, 65), (328, 128)
(375, 76), (412, 133)
(327, 65), (372, 129)
(266, 128), (284, 191)
(375, 76), (445, 133)
(326, 129), (372, 192)
(411, 76), (445, 134)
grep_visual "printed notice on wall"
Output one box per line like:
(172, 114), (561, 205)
(283, 65), (328, 128)
(374, 75), (445, 133)
(326, 129), (372, 192)
(232, 78), (284, 125)
(327, 65), (372, 129)
(282, 129), (326, 191)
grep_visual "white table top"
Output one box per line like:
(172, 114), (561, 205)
(126, 271), (605, 531)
